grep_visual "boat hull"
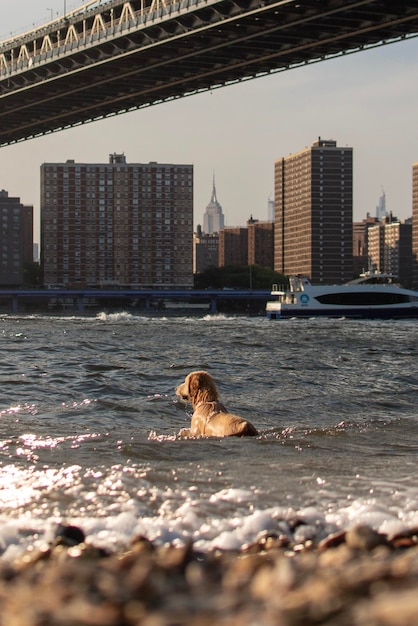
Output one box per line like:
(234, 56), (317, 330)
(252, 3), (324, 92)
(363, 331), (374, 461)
(267, 305), (418, 320)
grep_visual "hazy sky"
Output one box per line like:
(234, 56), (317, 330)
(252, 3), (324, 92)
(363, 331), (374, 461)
(1, 0), (418, 244)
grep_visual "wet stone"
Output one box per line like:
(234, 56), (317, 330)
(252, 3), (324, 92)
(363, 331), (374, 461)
(1, 525), (418, 626)
(345, 525), (391, 552)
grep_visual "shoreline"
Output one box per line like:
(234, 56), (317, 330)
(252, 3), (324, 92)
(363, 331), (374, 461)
(2, 524), (418, 625)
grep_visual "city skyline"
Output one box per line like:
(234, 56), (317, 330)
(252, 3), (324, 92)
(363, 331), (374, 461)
(1, 0), (418, 245)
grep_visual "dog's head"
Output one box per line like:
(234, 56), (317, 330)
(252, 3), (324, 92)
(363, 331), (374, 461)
(175, 370), (219, 407)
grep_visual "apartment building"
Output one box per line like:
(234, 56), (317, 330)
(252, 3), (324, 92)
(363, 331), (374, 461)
(218, 227), (248, 267)
(41, 154), (193, 288)
(247, 216), (274, 269)
(369, 216), (412, 287)
(274, 138), (353, 284)
(0, 189), (33, 286)
(193, 225), (219, 273)
(353, 214), (380, 275)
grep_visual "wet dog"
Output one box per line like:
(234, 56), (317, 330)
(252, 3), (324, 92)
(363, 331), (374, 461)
(175, 370), (258, 437)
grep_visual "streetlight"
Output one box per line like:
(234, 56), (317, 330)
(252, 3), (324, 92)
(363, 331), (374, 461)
(46, 8), (53, 21)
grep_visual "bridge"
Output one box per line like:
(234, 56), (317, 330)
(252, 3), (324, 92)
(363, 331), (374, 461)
(1, 0), (417, 145)
(0, 288), (271, 314)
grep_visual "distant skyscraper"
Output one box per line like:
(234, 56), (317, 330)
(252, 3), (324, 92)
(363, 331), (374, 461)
(376, 187), (387, 220)
(267, 196), (275, 221)
(41, 154), (193, 288)
(274, 138), (353, 284)
(203, 174), (224, 234)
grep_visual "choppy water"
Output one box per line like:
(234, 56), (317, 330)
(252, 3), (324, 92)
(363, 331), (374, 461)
(1, 312), (418, 559)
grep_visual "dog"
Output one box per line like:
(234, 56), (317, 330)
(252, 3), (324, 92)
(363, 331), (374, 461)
(175, 370), (258, 437)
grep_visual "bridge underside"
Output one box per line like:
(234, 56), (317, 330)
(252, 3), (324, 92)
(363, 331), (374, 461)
(0, 0), (417, 145)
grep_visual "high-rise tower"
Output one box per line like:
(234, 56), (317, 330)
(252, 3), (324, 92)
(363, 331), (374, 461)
(376, 187), (387, 220)
(0, 189), (33, 286)
(203, 174), (225, 234)
(274, 138), (353, 284)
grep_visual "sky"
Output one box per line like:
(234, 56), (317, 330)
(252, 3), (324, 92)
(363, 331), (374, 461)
(1, 0), (418, 245)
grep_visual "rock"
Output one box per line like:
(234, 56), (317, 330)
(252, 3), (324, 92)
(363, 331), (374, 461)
(345, 525), (391, 551)
(1, 525), (418, 625)
(52, 523), (86, 547)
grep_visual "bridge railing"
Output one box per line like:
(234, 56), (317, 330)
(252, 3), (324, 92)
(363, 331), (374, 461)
(0, 0), (215, 79)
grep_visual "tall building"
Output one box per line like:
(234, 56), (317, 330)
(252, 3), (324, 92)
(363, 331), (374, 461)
(368, 215), (412, 287)
(367, 222), (385, 273)
(203, 175), (224, 234)
(274, 138), (353, 284)
(412, 162), (418, 288)
(247, 216), (274, 269)
(193, 225), (219, 273)
(353, 214), (380, 276)
(0, 189), (33, 286)
(219, 227), (248, 267)
(267, 196), (275, 221)
(385, 218), (412, 286)
(376, 188), (387, 220)
(41, 154), (193, 288)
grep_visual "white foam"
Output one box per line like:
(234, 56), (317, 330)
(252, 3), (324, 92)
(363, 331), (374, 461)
(201, 314), (231, 321)
(1, 467), (418, 559)
(96, 311), (135, 322)
(209, 488), (254, 504)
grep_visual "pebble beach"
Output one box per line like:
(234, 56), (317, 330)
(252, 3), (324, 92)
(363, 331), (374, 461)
(2, 523), (418, 626)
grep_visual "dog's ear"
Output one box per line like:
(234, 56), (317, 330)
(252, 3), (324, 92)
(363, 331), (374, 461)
(189, 371), (219, 403)
(188, 372), (201, 401)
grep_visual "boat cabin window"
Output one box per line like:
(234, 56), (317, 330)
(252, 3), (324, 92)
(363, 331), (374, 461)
(316, 292), (418, 306)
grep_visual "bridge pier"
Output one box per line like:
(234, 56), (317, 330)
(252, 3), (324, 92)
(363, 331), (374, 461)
(210, 296), (217, 314)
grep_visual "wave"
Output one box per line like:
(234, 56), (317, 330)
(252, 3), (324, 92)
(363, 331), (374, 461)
(96, 311), (149, 322)
(201, 313), (234, 321)
(1, 478), (418, 559)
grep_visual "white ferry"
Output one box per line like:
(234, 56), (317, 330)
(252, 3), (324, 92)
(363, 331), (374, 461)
(266, 273), (418, 320)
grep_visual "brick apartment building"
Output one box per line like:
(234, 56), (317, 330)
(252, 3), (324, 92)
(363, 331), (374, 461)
(368, 216), (413, 287)
(218, 227), (248, 267)
(247, 216), (274, 269)
(0, 189), (33, 286)
(353, 215), (380, 276)
(193, 226), (219, 273)
(274, 138), (353, 284)
(41, 154), (193, 288)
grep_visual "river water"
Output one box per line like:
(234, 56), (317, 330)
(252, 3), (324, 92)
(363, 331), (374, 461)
(1, 312), (418, 559)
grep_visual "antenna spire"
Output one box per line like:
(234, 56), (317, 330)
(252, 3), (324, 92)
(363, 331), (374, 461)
(211, 171), (217, 203)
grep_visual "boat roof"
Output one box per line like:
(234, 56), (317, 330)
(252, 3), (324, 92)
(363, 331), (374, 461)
(345, 272), (400, 286)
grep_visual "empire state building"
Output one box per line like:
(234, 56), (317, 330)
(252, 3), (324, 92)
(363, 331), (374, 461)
(203, 175), (225, 234)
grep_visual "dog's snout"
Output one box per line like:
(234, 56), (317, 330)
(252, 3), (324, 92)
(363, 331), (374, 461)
(175, 382), (189, 401)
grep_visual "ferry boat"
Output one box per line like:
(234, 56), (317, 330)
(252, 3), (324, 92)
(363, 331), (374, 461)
(266, 273), (418, 319)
